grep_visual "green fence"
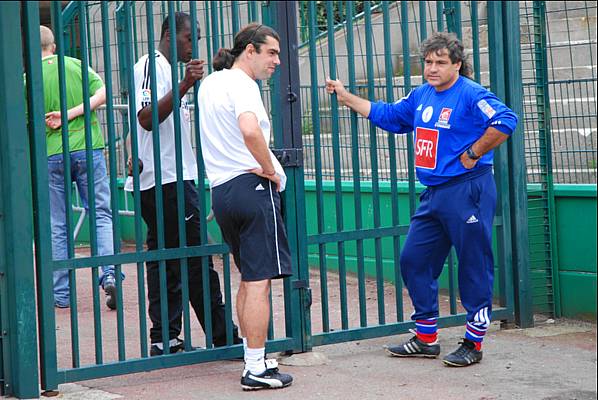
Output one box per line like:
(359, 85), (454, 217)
(521, 1), (596, 185)
(518, 1), (597, 317)
(3, 0), (593, 397)
(299, 182), (596, 320)
(66, 0), (594, 322)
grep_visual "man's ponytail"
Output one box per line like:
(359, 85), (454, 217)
(213, 48), (235, 71)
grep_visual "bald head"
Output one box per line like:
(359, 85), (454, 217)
(40, 25), (55, 53)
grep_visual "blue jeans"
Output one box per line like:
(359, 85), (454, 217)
(48, 149), (118, 306)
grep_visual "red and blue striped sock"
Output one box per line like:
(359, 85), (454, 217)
(415, 318), (438, 344)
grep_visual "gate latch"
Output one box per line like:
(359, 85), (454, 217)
(272, 148), (303, 168)
(292, 279), (312, 308)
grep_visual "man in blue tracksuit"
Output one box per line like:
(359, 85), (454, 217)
(326, 32), (518, 367)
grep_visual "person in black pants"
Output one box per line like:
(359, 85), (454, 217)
(125, 12), (240, 356)
(140, 181), (240, 354)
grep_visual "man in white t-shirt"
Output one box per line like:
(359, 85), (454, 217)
(198, 23), (293, 391)
(125, 12), (240, 356)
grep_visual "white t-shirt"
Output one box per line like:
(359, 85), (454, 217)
(197, 68), (286, 190)
(124, 50), (197, 192)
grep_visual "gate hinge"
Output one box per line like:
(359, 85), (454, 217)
(272, 148), (303, 168)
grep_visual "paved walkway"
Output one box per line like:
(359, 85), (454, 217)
(40, 318), (597, 400)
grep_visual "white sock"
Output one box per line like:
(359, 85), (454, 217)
(244, 347), (266, 375)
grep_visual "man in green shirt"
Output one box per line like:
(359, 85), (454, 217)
(41, 25), (121, 310)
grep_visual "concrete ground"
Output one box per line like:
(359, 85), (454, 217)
(45, 318), (597, 400)
(16, 249), (598, 400)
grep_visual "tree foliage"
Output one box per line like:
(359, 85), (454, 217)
(299, 1), (382, 41)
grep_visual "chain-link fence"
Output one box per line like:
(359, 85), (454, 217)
(520, 0), (597, 185)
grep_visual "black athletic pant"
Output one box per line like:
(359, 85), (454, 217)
(140, 180), (235, 345)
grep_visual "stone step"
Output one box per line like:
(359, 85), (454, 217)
(541, 16), (597, 44)
(543, 1), (597, 20)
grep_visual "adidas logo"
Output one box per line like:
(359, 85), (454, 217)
(255, 183), (265, 191)
(466, 215), (479, 224)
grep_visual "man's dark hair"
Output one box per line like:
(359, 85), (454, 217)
(212, 23), (280, 71)
(160, 12), (191, 40)
(420, 31), (473, 78)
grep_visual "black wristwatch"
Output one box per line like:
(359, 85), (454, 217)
(466, 147), (481, 160)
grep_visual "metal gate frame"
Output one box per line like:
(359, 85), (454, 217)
(281, 1), (532, 352)
(0, 3), (40, 398)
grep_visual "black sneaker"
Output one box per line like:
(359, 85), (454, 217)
(386, 331), (440, 358)
(442, 339), (483, 367)
(103, 275), (117, 310)
(240, 360), (293, 391)
(150, 338), (185, 356)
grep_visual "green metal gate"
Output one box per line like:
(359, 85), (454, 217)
(296, 0), (530, 347)
(19, 1), (305, 395)
(2, 1), (533, 397)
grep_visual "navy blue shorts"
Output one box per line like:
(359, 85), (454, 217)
(211, 173), (293, 281)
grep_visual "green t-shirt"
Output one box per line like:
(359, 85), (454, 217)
(42, 55), (105, 156)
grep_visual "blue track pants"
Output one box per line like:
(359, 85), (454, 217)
(400, 167), (497, 340)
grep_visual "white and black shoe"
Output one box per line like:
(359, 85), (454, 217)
(385, 330), (440, 358)
(240, 359), (293, 391)
(150, 337), (185, 356)
(442, 339), (483, 367)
